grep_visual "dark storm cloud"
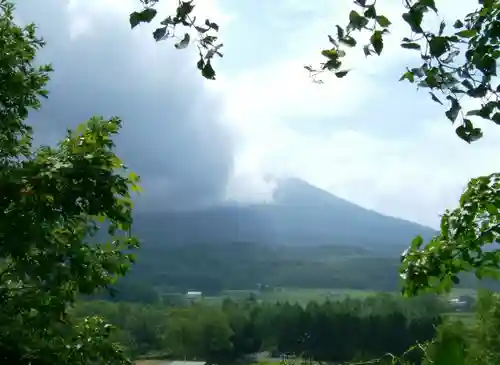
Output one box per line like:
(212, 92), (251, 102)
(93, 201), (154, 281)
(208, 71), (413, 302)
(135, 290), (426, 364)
(15, 1), (234, 210)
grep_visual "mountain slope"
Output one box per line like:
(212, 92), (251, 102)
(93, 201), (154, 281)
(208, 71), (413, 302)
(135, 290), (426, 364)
(132, 178), (437, 253)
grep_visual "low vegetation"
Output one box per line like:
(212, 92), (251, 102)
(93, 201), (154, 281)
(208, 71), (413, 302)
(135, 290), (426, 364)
(76, 293), (444, 363)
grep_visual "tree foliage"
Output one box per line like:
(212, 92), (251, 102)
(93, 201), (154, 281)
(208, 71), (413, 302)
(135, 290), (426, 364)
(75, 294), (442, 364)
(130, 0), (500, 299)
(129, 0), (222, 80)
(0, 1), (140, 363)
(401, 173), (500, 296)
(131, 0), (500, 143)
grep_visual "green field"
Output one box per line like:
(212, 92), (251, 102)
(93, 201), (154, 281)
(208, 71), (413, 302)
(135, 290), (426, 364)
(199, 287), (484, 307)
(203, 288), (390, 305)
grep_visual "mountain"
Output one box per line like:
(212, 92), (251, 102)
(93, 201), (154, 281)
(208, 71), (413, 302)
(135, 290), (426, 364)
(131, 178), (437, 253)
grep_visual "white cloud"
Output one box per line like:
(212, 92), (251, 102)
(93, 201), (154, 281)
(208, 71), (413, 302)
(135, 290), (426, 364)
(66, 0), (236, 45)
(214, 0), (500, 227)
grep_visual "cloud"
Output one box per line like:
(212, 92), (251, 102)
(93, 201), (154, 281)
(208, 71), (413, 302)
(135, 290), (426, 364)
(15, 0), (235, 210)
(212, 0), (500, 227)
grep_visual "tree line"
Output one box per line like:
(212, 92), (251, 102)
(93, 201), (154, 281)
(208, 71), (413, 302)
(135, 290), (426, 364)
(75, 290), (500, 364)
(74, 294), (445, 364)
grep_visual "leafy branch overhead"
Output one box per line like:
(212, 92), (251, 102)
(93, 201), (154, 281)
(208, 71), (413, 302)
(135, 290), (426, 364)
(133, 0), (500, 145)
(129, 0), (222, 80)
(0, 1), (142, 363)
(311, 0), (500, 145)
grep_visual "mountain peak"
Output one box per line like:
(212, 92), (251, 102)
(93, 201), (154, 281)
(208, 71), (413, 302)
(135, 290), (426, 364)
(272, 178), (349, 207)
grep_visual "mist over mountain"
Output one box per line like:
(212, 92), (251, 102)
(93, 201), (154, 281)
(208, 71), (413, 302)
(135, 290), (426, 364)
(132, 178), (437, 253)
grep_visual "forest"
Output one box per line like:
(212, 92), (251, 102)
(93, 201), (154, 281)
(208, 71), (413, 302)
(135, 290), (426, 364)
(75, 289), (500, 364)
(75, 293), (447, 364)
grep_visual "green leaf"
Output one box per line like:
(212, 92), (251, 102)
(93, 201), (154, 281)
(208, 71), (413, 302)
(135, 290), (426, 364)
(160, 16), (174, 25)
(419, 0), (438, 12)
(411, 235), (424, 250)
(402, 9), (424, 33)
(461, 79), (473, 89)
(321, 49), (339, 60)
(429, 36), (448, 58)
(129, 8), (158, 28)
(202, 60), (216, 80)
(177, 1), (195, 19)
(349, 10), (369, 29)
(197, 57), (204, 70)
(364, 5), (376, 19)
(340, 36), (357, 47)
(335, 70), (350, 78)
(153, 26), (168, 41)
(429, 92), (443, 105)
(401, 42), (421, 50)
(438, 21), (445, 35)
(205, 19), (219, 31)
(370, 30), (384, 55)
(453, 19), (464, 28)
(467, 84), (489, 98)
(175, 33), (191, 49)
(323, 59), (341, 70)
(363, 44), (372, 56)
(336, 25), (345, 39)
(376, 15), (391, 27)
(456, 123), (483, 143)
(328, 35), (338, 47)
(479, 56), (497, 76)
(469, 128), (483, 142)
(467, 104), (493, 119)
(195, 26), (210, 33)
(400, 71), (415, 83)
(492, 112), (500, 125)
(456, 29), (477, 38)
(445, 96), (461, 122)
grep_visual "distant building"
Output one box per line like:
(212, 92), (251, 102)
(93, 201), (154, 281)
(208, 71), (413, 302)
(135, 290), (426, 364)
(448, 297), (468, 311)
(186, 291), (202, 301)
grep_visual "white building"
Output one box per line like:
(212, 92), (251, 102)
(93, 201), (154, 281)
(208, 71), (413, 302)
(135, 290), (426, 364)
(186, 291), (202, 301)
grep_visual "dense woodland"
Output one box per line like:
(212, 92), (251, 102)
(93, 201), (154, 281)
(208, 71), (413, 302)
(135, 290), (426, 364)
(75, 290), (500, 364)
(75, 294), (446, 364)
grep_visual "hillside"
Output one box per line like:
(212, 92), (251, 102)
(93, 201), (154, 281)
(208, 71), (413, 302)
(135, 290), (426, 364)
(115, 178), (442, 294)
(132, 178), (437, 253)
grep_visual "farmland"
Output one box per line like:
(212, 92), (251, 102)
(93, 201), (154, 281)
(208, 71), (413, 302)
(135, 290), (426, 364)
(204, 288), (384, 306)
(200, 287), (478, 306)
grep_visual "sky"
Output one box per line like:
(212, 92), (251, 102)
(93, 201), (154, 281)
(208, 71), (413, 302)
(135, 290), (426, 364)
(14, 0), (500, 228)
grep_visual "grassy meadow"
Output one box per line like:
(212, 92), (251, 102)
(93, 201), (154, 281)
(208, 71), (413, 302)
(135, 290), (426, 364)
(202, 287), (478, 306)
(203, 288), (384, 306)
